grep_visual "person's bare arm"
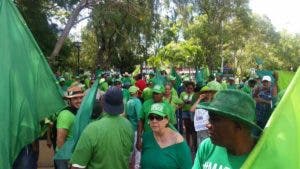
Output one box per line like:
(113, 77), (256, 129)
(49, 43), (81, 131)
(56, 128), (68, 149)
(136, 120), (144, 151)
(190, 94), (206, 113)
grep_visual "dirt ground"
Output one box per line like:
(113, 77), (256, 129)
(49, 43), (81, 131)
(38, 140), (54, 169)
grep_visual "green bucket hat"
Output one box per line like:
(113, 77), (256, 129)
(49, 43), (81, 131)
(152, 85), (165, 94)
(200, 89), (262, 131)
(150, 103), (168, 117)
(207, 81), (223, 91)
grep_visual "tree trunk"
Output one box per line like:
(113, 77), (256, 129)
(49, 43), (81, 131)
(49, 0), (87, 61)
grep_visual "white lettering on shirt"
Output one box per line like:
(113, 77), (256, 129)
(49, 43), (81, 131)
(203, 162), (231, 169)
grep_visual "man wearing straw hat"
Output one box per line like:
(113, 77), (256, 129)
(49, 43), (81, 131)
(54, 86), (85, 169)
(192, 90), (262, 169)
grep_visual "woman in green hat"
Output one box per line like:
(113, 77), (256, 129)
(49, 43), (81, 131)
(192, 90), (262, 169)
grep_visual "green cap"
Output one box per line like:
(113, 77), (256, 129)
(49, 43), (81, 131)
(150, 103), (167, 117)
(128, 86), (139, 94)
(152, 85), (165, 94)
(200, 89), (262, 131)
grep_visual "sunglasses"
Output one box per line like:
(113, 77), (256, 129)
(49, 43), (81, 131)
(148, 114), (165, 121)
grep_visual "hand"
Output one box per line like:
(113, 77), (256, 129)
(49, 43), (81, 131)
(46, 139), (52, 148)
(198, 94), (206, 101)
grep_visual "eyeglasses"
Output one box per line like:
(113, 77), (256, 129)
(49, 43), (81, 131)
(148, 114), (165, 121)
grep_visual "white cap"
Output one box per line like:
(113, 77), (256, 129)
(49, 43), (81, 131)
(262, 76), (271, 82)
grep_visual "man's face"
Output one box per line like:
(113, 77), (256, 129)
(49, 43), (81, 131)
(153, 92), (163, 102)
(70, 96), (83, 109)
(262, 80), (271, 88)
(206, 112), (237, 147)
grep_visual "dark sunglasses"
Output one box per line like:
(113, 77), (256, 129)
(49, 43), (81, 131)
(148, 114), (165, 121)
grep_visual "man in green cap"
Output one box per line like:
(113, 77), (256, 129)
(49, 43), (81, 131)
(192, 90), (262, 169)
(136, 85), (174, 151)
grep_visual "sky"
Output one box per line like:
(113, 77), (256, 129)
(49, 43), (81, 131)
(249, 0), (300, 34)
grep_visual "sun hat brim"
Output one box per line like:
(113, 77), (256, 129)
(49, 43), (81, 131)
(103, 97), (124, 115)
(200, 103), (262, 131)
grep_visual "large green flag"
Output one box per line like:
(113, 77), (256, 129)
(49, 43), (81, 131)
(0, 0), (66, 168)
(242, 67), (300, 168)
(277, 70), (295, 92)
(54, 79), (99, 160)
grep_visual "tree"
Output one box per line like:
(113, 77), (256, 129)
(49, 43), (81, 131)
(91, 0), (159, 72)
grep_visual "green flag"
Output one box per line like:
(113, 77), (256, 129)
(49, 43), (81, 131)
(54, 79), (99, 160)
(242, 67), (300, 168)
(132, 65), (141, 77)
(0, 0), (66, 168)
(153, 68), (166, 86)
(170, 67), (182, 90)
(277, 70), (295, 92)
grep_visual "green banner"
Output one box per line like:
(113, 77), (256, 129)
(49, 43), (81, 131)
(277, 70), (295, 92)
(0, 0), (66, 168)
(242, 67), (300, 168)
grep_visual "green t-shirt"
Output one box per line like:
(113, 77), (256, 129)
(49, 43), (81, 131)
(180, 92), (194, 111)
(163, 96), (183, 124)
(142, 87), (153, 101)
(70, 115), (134, 169)
(56, 109), (75, 139)
(125, 96), (142, 131)
(192, 138), (249, 169)
(139, 99), (175, 132)
(141, 131), (192, 169)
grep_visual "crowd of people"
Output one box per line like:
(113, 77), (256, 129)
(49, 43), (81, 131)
(13, 68), (280, 169)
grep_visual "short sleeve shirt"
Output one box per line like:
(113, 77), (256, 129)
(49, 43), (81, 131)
(70, 115), (134, 169)
(56, 109), (75, 139)
(192, 138), (249, 169)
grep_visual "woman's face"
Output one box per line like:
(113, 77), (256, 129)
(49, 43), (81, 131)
(148, 113), (169, 132)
